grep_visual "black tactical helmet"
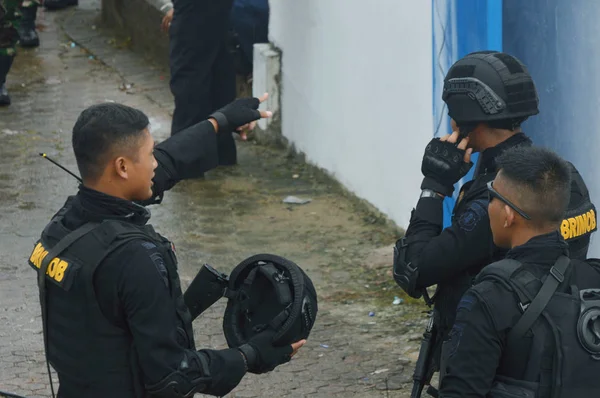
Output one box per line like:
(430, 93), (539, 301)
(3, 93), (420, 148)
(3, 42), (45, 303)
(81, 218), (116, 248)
(223, 254), (318, 347)
(443, 51), (539, 129)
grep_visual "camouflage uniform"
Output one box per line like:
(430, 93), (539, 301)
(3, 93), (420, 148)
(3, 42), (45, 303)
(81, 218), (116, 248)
(0, 0), (23, 56)
(1, 0), (23, 105)
(18, 0), (41, 48)
(20, 0), (40, 10)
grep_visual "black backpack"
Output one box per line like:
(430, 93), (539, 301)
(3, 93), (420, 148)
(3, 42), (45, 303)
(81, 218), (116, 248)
(477, 257), (600, 398)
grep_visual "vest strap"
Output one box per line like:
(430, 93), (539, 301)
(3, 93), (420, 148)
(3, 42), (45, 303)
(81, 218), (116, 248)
(507, 256), (571, 346)
(38, 222), (99, 398)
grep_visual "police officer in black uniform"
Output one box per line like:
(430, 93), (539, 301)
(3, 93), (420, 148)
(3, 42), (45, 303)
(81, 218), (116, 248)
(29, 98), (305, 398)
(393, 51), (596, 386)
(439, 146), (600, 397)
(168, 0), (238, 167)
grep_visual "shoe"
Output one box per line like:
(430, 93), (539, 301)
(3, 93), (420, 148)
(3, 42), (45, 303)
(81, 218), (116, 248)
(44, 0), (78, 11)
(0, 84), (10, 106)
(0, 55), (14, 106)
(18, 5), (40, 48)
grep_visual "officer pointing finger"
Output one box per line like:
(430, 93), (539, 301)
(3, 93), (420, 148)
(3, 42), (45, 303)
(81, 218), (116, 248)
(30, 102), (307, 398)
(138, 93), (272, 205)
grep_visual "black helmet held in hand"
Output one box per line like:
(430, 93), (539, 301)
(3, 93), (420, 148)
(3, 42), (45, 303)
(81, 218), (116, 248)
(443, 51), (539, 129)
(223, 254), (318, 347)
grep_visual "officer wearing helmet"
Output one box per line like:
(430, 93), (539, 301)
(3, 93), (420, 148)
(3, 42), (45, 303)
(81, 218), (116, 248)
(392, 51), (596, 392)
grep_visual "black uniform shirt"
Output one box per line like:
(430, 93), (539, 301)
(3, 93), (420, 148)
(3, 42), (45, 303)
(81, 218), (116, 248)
(57, 186), (246, 397)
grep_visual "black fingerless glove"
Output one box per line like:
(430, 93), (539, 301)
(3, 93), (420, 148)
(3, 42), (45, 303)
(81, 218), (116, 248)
(209, 97), (262, 134)
(420, 138), (473, 197)
(238, 330), (293, 374)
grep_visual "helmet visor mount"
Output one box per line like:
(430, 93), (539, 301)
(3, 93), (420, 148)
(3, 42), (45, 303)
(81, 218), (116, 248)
(443, 77), (509, 139)
(443, 77), (507, 116)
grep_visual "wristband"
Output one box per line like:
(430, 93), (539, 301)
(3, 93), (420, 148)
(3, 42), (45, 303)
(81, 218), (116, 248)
(208, 111), (228, 133)
(420, 189), (444, 199)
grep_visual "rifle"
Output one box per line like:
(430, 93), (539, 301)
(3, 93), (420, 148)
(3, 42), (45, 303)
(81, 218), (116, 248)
(411, 291), (440, 398)
(183, 264), (230, 320)
(0, 390), (28, 398)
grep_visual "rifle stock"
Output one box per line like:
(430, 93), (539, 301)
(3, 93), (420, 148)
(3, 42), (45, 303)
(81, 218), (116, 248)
(183, 264), (229, 320)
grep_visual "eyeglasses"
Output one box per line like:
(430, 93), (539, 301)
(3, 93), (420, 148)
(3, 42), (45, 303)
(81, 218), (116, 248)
(487, 181), (532, 220)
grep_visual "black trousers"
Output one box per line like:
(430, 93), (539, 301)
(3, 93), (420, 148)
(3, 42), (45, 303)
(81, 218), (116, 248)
(169, 0), (237, 165)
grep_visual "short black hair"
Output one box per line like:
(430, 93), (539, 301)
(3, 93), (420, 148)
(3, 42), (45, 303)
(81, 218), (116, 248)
(496, 146), (571, 226)
(72, 103), (149, 181)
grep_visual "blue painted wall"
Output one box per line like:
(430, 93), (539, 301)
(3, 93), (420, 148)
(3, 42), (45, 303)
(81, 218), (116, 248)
(503, 0), (600, 256)
(432, 0), (502, 227)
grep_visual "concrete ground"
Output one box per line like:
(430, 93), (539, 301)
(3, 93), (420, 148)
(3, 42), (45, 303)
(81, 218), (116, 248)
(0, 2), (431, 397)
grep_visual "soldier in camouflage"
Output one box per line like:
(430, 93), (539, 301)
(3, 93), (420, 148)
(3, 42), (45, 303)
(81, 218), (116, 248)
(18, 0), (40, 47)
(0, 0), (21, 105)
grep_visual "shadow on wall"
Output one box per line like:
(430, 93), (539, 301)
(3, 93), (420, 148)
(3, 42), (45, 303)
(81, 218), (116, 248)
(503, 0), (600, 255)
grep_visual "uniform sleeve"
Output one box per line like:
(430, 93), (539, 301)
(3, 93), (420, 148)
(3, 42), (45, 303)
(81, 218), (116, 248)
(115, 242), (246, 397)
(404, 196), (493, 288)
(438, 285), (504, 398)
(144, 120), (220, 204)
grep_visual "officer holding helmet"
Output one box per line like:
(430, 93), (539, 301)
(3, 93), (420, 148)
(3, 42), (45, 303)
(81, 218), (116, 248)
(29, 96), (307, 398)
(393, 51), (596, 393)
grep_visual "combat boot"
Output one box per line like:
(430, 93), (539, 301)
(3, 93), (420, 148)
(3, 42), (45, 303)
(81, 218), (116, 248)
(0, 55), (14, 106)
(44, 0), (78, 10)
(18, 5), (40, 48)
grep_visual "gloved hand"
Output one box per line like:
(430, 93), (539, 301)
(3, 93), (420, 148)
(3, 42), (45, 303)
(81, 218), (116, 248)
(420, 136), (473, 197)
(237, 330), (293, 374)
(208, 94), (272, 134)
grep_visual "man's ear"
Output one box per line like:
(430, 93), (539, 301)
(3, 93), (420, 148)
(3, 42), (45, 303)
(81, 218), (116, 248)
(114, 156), (128, 180)
(504, 204), (515, 228)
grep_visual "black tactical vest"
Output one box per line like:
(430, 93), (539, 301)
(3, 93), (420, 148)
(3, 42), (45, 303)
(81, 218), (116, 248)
(28, 215), (194, 397)
(433, 162), (596, 379)
(475, 258), (600, 398)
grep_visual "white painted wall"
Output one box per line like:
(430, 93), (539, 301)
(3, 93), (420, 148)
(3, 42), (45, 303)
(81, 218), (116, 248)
(267, 0), (433, 228)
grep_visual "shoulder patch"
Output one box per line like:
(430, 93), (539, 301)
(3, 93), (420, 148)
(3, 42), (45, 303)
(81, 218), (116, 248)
(28, 241), (80, 291)
(141, 241), (157, 250)
(561, 206), (596, 241)
(457, 293), (477, 312)
(446, 322), (465, 359)
(140, 241), (169, 288)
(458, 199), (488, 232)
